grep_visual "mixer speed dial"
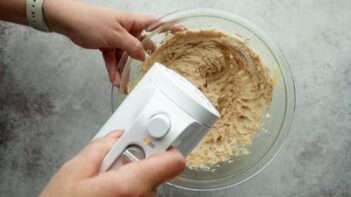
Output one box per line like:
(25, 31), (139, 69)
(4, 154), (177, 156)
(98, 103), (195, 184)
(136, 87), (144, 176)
(147, 113), (171, 139)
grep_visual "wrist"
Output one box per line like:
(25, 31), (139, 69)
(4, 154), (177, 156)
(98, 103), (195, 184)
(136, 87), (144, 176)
(26, 0), (51, 31)
(42, 0), (74, 35)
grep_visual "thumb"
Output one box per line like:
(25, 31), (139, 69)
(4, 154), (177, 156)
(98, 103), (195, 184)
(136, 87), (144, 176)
(118, 30), (145, 61)
(73, 130), (123, 178)
(121, 148), (186, 188)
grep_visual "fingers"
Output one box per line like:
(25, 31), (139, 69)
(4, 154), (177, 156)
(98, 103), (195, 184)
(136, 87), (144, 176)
(82, 130), (123, 161)
(138, 15), (157, 34)
(91, 148), (185, 196)
(117, 30), (145, 61)
(124, 14), (157, 37)
(140, 15), (158, 27)
(105, 130), (124, 138)
(100, 47), (129, 87)
(121, 148), (186, 188)
(145, 19), (186, 33)
(101, 49), (119, 86)
(113, 14), (157, 61)
(84, 148), (185, 196)
(100, 12), (187, 87)
(100, 13), (156, 81)
(139, 35), (157, 55)
(73, 130), (123, 178)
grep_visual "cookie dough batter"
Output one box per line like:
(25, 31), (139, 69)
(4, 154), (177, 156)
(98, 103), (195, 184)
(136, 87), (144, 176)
(141, 30), (273, 169)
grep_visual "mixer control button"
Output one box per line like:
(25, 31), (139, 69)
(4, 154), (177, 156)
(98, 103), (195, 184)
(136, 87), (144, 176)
(147, 113), (171, 139)
(121, 145), (145, 163)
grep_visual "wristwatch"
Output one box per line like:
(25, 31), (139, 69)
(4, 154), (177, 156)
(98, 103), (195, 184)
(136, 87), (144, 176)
(26, 0), (50, 32)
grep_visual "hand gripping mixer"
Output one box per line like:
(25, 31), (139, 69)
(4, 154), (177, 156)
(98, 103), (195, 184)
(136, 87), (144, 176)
(93, 63), (220, 172)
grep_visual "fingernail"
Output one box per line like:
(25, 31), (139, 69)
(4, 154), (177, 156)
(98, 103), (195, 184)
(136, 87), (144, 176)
(138, 51), (145, 61)
(113, 73), (121, 86)
(109, 73), (115, 83)
(108, 130), (124, 138)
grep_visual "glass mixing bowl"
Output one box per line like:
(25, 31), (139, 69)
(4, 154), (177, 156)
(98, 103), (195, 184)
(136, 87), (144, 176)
(111, 8), (295, 191)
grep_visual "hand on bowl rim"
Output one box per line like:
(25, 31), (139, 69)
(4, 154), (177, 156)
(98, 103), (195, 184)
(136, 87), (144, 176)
(101, 18), (187, 87)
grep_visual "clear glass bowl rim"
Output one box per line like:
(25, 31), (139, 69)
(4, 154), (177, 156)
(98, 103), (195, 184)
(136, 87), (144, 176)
(114, 8), (296, 192)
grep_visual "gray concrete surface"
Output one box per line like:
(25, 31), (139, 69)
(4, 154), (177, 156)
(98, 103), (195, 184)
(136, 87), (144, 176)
(0, 0), (350, 196)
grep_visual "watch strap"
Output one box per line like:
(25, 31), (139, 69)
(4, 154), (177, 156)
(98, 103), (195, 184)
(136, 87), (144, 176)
(26, 0), (50, 32)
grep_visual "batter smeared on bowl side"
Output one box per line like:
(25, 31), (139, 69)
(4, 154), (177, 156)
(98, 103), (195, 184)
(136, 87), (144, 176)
(141, 30), (273, 169)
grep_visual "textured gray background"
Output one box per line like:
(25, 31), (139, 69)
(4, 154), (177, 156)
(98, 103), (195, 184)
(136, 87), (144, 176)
(1, 0), (350, 196)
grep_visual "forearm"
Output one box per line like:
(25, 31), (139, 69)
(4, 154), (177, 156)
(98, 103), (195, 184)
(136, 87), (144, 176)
(0, 0), (70, 34)
(0, 0), (27, 25)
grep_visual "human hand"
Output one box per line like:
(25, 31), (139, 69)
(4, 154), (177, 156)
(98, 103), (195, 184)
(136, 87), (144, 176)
(43, 0), (157, 86)
(40, 130), (185, 197)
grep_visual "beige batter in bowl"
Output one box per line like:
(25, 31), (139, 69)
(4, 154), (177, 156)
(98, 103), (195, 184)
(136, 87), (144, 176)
(111, 8), (295, 191)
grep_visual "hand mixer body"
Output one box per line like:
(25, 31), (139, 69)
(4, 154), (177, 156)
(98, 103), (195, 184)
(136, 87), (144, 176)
(93, 63), (220, 172)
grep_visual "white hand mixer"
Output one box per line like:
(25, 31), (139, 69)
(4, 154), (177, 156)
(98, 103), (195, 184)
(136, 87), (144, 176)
(93, 63), (220, 172)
